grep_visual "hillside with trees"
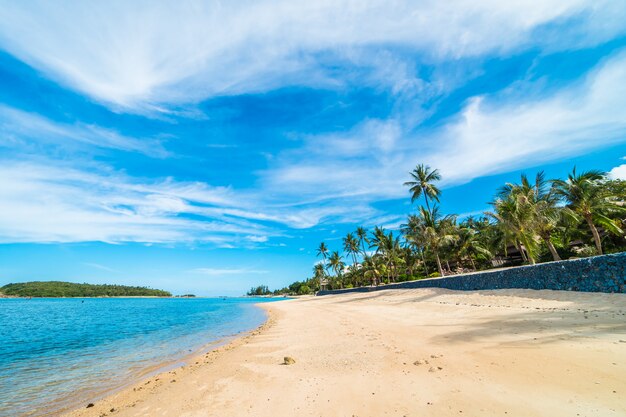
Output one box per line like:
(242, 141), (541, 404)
(0, 281), (171, 297)
(257, 165), (626, 295)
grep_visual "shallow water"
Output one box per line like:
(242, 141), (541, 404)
(0, 297), (277, 417)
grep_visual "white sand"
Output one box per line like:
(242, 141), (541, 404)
(64, 288), (626, 417)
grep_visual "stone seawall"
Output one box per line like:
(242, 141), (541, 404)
(317, 252), (626, 296)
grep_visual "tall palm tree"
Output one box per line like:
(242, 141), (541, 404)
(343, 232), (360, 269)
(316, 242), (329, 264)
(404, 164), (441, 215)
(552, 169), (625, 255)
(355, 226), (369, 257)
(402, 214), (429, 275)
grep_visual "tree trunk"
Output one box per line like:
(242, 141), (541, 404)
(545, 238), (561, 261)
(421, 250), (429, 275)
(470, 257), (476, 270)
(435, 252), (444, 277)
(424, 192), (432, 216)
(585, 214), (603, 255)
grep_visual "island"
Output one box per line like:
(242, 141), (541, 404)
(0, 281), (171, 298)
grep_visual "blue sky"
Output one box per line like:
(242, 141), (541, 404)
(1, 1), (626, 295)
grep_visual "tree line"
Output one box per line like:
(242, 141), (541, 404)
(0, 281), (172, 297)
(253, 165), (626, 295)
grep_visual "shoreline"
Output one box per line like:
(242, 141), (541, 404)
(62, 288), (625, 417)
(51, 306), (277, 417)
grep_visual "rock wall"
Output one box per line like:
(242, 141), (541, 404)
(317, 252), (626, 296)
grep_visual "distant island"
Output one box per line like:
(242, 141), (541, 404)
(0, 281), (171, 298)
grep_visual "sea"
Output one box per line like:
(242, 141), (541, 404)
(0, 297), (278, 417)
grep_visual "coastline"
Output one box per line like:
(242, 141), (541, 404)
(63, 289), (625, 417)
(47, 306), (276, 417)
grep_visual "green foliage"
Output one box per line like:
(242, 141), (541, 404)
(254, 165), (626, 295)
(298, 285), (312, 295)
(246, 285), (271, 296)
(0, 281), (171, 297)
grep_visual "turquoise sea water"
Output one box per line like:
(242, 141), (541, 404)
(0, 297), (278, 417)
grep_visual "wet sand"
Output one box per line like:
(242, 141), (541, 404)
(63, 288), (626, 417)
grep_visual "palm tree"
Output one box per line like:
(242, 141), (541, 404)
(361, 255), (380, 286)
(552, 169), (625, 255)
(503, 172), (563, 261)
(455, 226), (492, 270)
(418, 206), (456, 276)
(355, 226), (369, 257)
(402, 214), (429, 275)
(404, 164), (441, 215)
(369, 226), (387, 255)
(343, 232), (360, 269)
(328, 251), (345, 286)
(489, 191), (539, 264)
(316, 242), (329, 265)
(313, 263), (326, 291)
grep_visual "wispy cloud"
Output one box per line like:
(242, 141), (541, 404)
(82, 262), (119, 273)
(260, 48), (626, 206)
(0, 1), (623, 111)
(0, 105), (169, 157)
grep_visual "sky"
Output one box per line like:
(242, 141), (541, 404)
(1, 1), (626, 295)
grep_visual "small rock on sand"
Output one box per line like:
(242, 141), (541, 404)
(284, 356), (296, 365)
(86, 403), (94, 408)
(413, 359), (428, 366)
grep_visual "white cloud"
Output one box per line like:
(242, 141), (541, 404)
(0, 105), (168, 157)
(0, 161), (268, 244)
(0, 156), (391, 243)
(608, 164), (626, 180)
(83, 262), (119, 273)
(0, 0), (623, 111)
(260, 49), (626, 205)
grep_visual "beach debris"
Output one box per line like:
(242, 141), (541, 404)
(110, 408), (115, 412)
(428, 367), (437, 372)
(413, 359), (428, 366)
(283, 356), (296, 365)
(86, 403), (95, 408)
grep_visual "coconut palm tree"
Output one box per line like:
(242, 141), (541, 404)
(369, 226), (387, 255)
(343, 232), (360, 269)
(552, 169), (624, 255)
(455, 226), (492, 270)
(489, 191), (539, 264)
(327, 251), (345, 287)
(402, 214), (429, 275)
(418, 206), (456, 276)
(316, 242), (329, 265)
(313, 263), (326, 291)
(355, 226), (369, 257)
(501, 172), (563, 261)
(404, 164), (441, 215)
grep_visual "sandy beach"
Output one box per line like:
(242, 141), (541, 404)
(63, 288), (626, 417)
